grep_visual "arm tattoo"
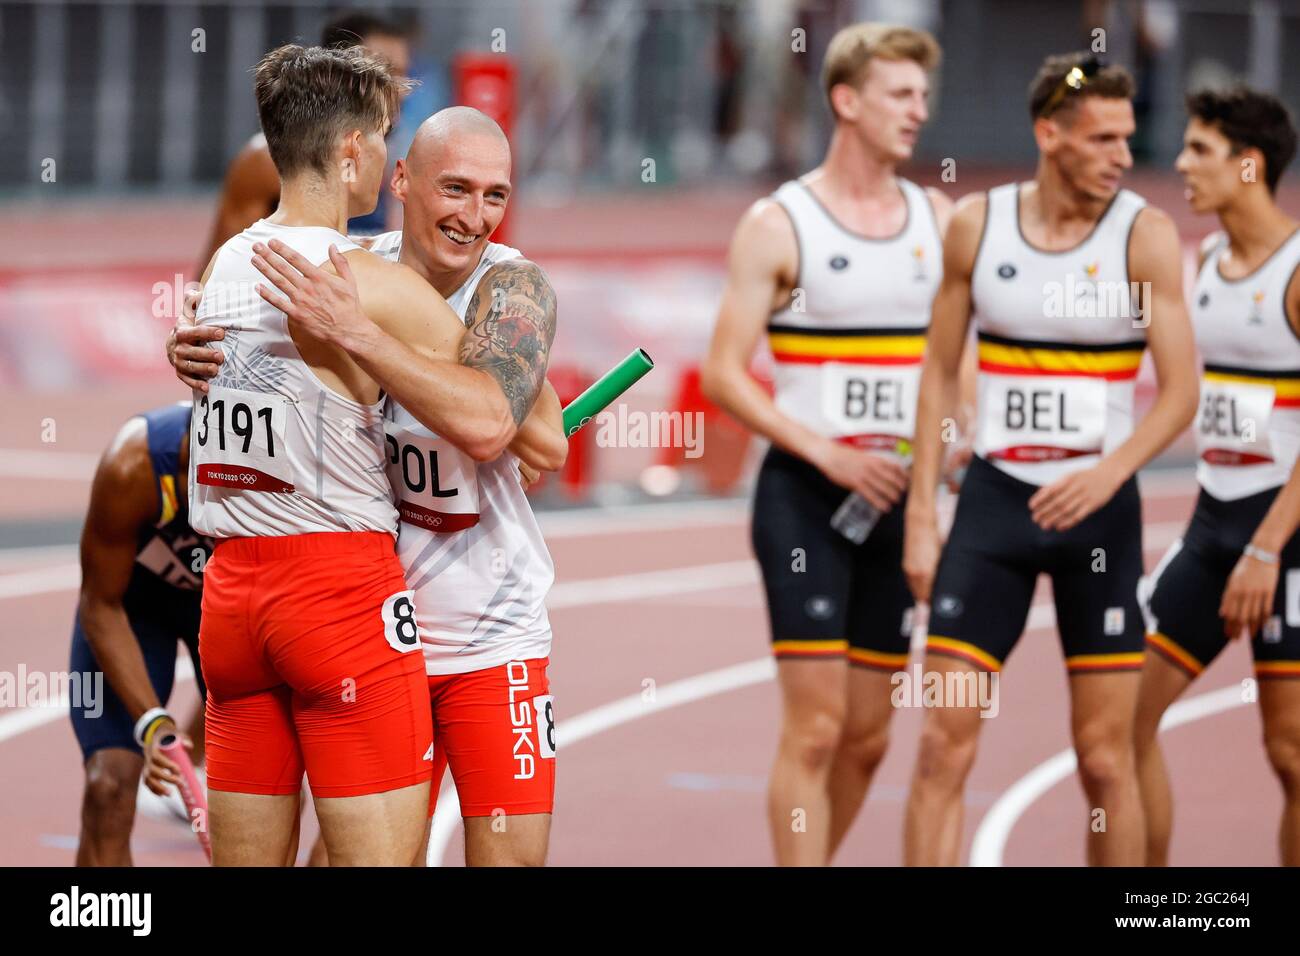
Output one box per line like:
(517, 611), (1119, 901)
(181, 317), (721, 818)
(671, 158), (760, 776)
(459, 259), (557, 425)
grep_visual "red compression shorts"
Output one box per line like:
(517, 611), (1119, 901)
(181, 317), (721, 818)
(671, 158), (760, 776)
(428, 657), (556, 817)
(200, 531), (433, 798)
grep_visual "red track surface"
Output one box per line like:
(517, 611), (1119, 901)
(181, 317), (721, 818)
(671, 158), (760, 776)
(3, 178), (1293, 866)
(0, 386), (1281, 865)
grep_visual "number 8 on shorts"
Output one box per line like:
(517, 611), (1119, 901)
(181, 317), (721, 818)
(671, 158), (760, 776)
(382, 590), (421, 653)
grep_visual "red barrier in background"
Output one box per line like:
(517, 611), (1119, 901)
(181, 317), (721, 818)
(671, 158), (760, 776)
(453, 52), (516, 245)
(540, 364), (593, 499)
(653, 365), (766, 495)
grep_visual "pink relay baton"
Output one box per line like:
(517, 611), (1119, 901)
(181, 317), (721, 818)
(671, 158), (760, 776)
(157, 732), (212, 862)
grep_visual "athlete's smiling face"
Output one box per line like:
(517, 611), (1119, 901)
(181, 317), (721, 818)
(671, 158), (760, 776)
(1038, 96), (1135, 202)
(393, 129), (512, 274)
(835, 57), (930, 162)
(1175, 118), (1244, 215)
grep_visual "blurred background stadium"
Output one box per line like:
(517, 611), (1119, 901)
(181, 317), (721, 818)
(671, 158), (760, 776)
(4, 0), (1300, 865)
(6, 0), (1300, 513)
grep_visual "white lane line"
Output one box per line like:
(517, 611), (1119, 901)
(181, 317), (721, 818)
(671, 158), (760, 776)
(0, 560), (763, 746)
(968, 683), (1247, 867)
(0, 560), (761, 608)
(426, 657), (777, 866)
(0, 496), (1200, 858)
(0, 545), (77, 568)
(0, 563), (81, 601)
(548, 561), (756, 609)
(0, 449), (98, 480)
(424, 513), (1192, 864)
(0, 657), (194, 744)
(538, 498), (747, 538)
(0, 517), (1189, 608)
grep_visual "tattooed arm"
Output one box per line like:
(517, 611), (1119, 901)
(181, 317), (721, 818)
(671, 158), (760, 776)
(509, 379), (567, 474)
(465, 260), (565, 470)
(460, 259), (557, 425)
(250, 238), (557, 462)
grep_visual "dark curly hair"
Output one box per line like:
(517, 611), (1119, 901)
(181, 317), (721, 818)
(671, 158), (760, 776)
(1186, 86), (1298, 194)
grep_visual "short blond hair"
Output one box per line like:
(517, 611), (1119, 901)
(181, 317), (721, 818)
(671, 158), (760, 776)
(821, 23), (940, 120)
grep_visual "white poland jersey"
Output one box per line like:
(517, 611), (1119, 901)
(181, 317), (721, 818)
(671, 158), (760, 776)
(188, 221), (396, 539)
(368, 230), (555, 675)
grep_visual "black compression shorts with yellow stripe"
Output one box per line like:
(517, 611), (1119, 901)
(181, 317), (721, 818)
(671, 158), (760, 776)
(926, 455), (1144, 673)
(751, 447), (914, 670)
(1143, 487), (1300, 680)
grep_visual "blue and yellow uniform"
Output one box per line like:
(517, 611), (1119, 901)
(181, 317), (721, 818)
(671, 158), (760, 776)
(69, 404), (214, 758)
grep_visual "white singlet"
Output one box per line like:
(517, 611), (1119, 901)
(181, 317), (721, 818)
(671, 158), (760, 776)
(1193, 227), (1300, 500)
(188, 221), (396, 539)
(970, 183), (1148, 486)
(367, 230), (555, 675)
(766, 177), (943, 461)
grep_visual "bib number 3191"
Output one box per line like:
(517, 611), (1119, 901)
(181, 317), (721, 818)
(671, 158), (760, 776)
(193, 384), (294, 492)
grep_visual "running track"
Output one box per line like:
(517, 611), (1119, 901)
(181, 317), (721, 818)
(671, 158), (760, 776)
(0, 387), (1281, 866)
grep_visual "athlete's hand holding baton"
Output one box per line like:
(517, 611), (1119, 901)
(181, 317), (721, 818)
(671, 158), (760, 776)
(139, 710), (211, 861)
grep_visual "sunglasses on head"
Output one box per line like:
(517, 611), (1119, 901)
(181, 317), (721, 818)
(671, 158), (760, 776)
(1038, 56), (1102, 118)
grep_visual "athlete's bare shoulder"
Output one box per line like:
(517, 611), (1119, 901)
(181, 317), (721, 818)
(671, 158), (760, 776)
(738, 195), (797, 243)
(91, 417), (157, 526)
(342, 247), (463, 351)
(730, 195), (798, 280)
(940, 192), (989, 278)
(1130, 203), (1180, 243)
(1127, 204), (1183, 281)
(925, 187), (956, 236)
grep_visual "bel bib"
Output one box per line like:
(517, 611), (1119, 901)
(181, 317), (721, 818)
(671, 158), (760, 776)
(979, 373), (1107, 462)
(1196, 379), (1275, 466)
(820, 363), (919, 446)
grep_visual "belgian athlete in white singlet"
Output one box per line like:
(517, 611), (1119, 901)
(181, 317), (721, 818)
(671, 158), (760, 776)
(1136, 87), (1300, 867)
(703, 23), (954, 867)
(904, 53), (1199, 867)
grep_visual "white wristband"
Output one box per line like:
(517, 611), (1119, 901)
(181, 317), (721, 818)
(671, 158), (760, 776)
(1244, 544), (1280, 566)
(133, 707), (172, 747)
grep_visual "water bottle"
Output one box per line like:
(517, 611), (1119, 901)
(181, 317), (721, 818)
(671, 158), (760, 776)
(830, 492), (881, 545)
(830, 443), (913, 544)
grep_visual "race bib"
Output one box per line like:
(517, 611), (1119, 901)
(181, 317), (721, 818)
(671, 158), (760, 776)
(821, 363), (919, 449)
(384, 423), (480, 532)
(979, 373), (1107, 462)
(1195, 378), (1274, 466)
(192, 384), (294, 492)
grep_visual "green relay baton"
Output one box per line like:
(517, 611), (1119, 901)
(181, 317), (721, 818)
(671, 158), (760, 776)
(562, 349), (655, 436)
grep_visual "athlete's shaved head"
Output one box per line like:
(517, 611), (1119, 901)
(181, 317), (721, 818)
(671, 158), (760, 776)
(406, 107), (510, 173)
(392, 107), (513, 286)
